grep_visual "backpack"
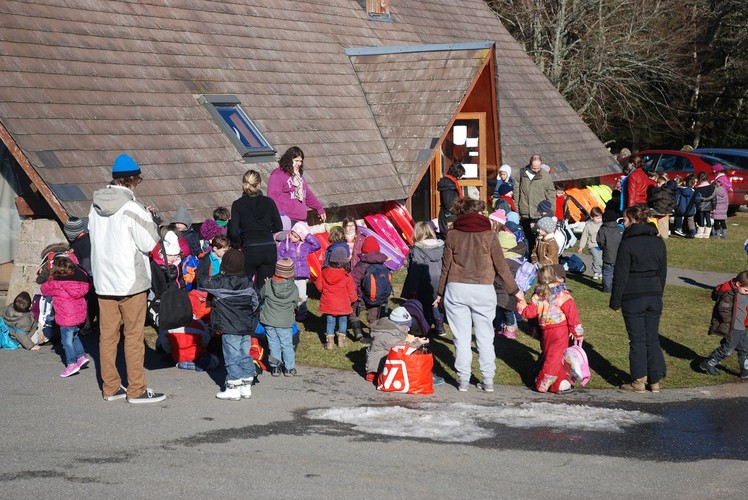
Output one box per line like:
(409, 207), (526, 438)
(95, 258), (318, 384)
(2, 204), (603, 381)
(403, 299), (430, 336)
(181, 255), (201, 291)
(562, 339), (591, 387)
(559, 254), (586, 274)
(510, 257), (537, 292)
(158, 287), (194, 330)
(361, 263), (392, 307)
(0, 318), (20, 350)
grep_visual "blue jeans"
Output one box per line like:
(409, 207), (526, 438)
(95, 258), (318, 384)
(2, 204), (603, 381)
(494, 306), (517, 330)
(602, 262), (615, 293)
(265, 326), (295, 370)
(60, 325), (85, 365)
(221, 333), (256, 382)
(326, 315), (348, 336)
(621, 295), (666, 382)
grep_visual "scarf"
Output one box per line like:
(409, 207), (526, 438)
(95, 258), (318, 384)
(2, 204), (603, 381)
(452, 212), (491, 232)
(444, 174), (463, 199)
(291, 172), (304, 203)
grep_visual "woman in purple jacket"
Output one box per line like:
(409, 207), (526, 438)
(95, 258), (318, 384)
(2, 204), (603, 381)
(267, 146), (326, 225)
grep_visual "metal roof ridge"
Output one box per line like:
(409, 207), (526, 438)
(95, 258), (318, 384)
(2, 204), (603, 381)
(345, 41), (494, 57)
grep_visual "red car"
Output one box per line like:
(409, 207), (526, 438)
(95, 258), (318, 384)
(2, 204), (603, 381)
(600, 150), (748, 208)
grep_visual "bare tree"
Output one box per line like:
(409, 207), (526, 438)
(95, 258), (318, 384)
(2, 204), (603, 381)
(487, 0), (747, 148)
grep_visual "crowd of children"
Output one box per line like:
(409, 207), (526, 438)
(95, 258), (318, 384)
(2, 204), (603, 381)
(7, 157), (744, 400)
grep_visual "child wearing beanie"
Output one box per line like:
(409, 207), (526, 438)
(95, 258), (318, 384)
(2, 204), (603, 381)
(202, 248), (260, 400)
(315, 246), (358, 350)
(364, 307), (438, 386)
(532, 216), (559, 266)
(62, 215), (97, 333)
(365, 306), (413, 381)
(62, 216), (92, 275)
(276, 221), (320, 322)
(260, 258), (300, 376)
(351, 236), (392, 341)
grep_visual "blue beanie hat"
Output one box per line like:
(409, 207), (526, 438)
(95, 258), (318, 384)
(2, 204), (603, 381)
(112, 153), (141, 179)
(537, 199), (553, 216)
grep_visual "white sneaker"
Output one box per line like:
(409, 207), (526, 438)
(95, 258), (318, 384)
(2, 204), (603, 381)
(239, 377), (253, 399)
(216, 380), (242, 401)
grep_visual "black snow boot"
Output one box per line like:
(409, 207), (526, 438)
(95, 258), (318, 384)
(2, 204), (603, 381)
(699, 357), (720, 376)
(351, 320), (364, 341)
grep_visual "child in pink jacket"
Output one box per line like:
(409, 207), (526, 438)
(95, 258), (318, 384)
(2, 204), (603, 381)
(40, 254), (91, 378)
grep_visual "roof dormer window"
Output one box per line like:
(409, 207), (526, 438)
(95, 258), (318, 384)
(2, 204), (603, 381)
(200, 95), (274, 158)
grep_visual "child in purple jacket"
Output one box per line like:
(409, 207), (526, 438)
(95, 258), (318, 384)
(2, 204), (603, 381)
(276, 221), (320, 321)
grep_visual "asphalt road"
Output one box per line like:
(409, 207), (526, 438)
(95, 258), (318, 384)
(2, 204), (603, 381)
(2, 342), (747, 499)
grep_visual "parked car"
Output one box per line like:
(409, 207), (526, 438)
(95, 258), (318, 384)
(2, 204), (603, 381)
(599, 149), (748, 209)
(692, 148), (748, 170)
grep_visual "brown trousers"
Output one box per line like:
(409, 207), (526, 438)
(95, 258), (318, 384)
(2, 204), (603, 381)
(98, 292), (148, 399)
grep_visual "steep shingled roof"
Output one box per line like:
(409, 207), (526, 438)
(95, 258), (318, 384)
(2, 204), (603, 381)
(349, 44), (492, 191)
(0, 0), (616, 221)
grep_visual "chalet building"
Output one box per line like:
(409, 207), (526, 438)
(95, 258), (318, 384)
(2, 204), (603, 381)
(0, 0), (617, 295)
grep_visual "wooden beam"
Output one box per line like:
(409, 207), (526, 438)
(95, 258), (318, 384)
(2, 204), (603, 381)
(0, 121), (68, 221)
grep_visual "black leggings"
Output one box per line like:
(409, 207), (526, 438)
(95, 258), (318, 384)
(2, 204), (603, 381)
(695, 211), (712, 227)
(713, 219), (727, 231)
(243, 243), (277, 290)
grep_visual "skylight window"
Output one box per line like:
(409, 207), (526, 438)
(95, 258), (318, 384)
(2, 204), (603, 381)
(200, 95), (274, 157)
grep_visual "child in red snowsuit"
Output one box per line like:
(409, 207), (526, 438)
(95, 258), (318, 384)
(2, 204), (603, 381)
(518, 264), (584, 393)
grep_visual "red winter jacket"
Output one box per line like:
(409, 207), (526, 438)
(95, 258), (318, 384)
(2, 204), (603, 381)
(39, 268), (90, 327)
(626, 168), (652, 207)
(316, 267), (358, 316)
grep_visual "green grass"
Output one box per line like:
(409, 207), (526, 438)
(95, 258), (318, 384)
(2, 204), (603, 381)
(654, 211), (747, 273)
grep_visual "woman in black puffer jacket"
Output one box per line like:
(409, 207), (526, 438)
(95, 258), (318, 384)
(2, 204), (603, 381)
(610, 204), (667, 393)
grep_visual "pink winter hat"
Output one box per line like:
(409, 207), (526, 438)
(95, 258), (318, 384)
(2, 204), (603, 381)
(489, 209), (507, 225)
(200, 219), (226, 241)
(291, 221), (311, 240)
(712, 163), (725, 173)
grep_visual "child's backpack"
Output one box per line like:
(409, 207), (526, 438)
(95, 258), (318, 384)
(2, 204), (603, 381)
(361, 263), (392, 307)
(0, 318), (21, 350)
(158, 287), (194, 330)
(403, 299), (430, 337)
(181, 254), (201, 291)
(510, 257), (537, 292)
(562, 339), (591, 387)
(559, 254), (586, 274)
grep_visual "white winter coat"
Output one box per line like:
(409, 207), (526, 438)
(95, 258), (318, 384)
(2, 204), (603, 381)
(88, 185), (159, 296)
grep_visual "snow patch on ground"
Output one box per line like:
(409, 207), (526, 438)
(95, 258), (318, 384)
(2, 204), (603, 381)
(307, 402), (664, 443)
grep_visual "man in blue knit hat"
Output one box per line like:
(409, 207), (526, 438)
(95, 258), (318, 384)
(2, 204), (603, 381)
(88, 153), (166, 403)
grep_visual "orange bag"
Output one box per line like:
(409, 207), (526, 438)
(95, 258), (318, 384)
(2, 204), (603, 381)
(188, 290), (211, 321)
(377, 345), (434, 394)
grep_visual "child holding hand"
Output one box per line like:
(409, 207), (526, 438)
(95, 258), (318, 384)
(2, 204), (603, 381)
(517, 265), (584, 393)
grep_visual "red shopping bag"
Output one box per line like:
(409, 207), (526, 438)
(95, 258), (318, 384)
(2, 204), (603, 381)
(377, 345), (434, 395)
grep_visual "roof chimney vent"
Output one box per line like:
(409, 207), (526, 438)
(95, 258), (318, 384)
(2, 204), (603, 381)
(365, 0), (391, 20)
